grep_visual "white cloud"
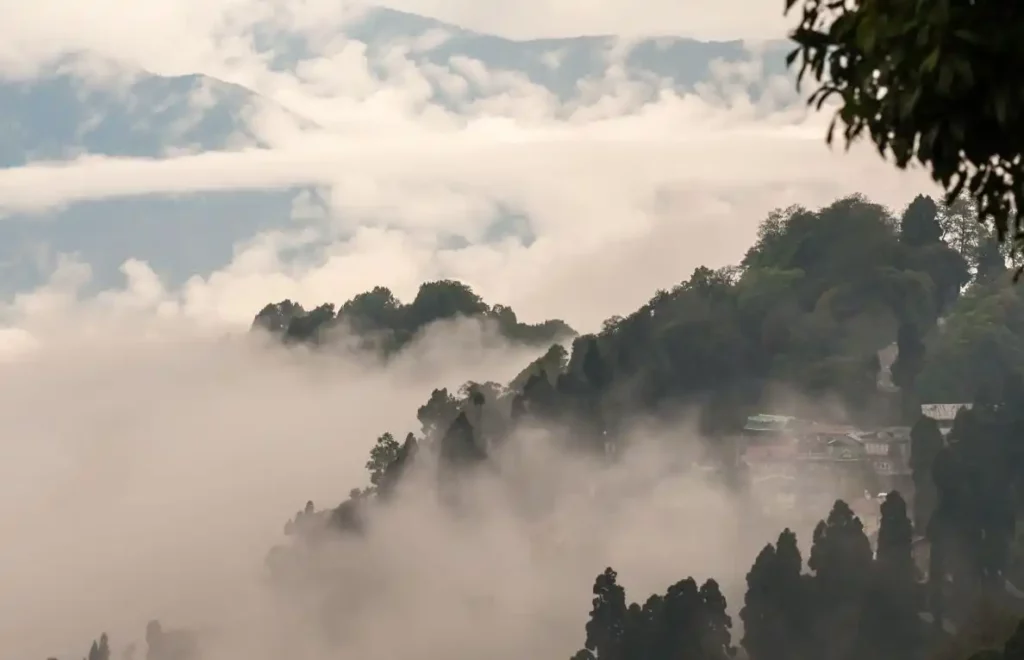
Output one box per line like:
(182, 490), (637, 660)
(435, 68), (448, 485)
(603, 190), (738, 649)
(0, 78), (935, 331)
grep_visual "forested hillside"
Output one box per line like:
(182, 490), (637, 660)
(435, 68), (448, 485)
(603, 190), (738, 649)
(66, 193), (1024, 660)
(256, 192), (1024, 433)
(251, 280), (577, 355)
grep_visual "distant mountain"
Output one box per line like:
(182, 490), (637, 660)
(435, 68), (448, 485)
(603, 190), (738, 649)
(277, 7), (790, 105)
(0, 72), (272, 167)
(0, 8), (791, 298)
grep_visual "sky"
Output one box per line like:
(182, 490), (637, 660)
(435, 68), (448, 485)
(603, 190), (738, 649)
(0, 2), (940, 658)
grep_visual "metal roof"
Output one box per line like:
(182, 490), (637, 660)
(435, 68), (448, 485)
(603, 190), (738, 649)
(743, 414), (795, 431)
(921, 403), (972, 421)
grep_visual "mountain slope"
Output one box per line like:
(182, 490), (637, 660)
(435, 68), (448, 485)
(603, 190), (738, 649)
(0, 72), (271, 166)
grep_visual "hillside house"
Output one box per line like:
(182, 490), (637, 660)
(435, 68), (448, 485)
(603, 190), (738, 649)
(739, 414), (914, 502)
(855, 426), (913, 493)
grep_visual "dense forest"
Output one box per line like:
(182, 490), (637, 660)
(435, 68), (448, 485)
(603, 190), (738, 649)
(61, 193), (1024, 660)
(251, 280), (577, 354)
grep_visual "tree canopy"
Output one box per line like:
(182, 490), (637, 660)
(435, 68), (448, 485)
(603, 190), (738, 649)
(784, 0), (1024, 259)
(251, 280), (576, 355)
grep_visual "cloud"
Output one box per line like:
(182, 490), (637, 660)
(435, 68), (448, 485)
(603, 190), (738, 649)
(0, 0), (792, 74)
(0, 309), (847, 660)
(0, 319), (544, 658)
(0, 40), (936, 331)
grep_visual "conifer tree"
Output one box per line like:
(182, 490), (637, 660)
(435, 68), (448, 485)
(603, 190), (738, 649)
(853, 491), (922, 660)
(807, 500), (873, 660)
(741, 529), (807, 660)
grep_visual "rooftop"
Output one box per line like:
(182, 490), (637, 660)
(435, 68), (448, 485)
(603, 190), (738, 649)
(921, 403), (972, 422)
(743, 414), (795, 432)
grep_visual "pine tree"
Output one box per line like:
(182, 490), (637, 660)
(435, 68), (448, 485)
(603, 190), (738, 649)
(85, 634), (110, 660)
(741, 529), (807, 660)
(741, 543), (786, 660)
(807, 500), (874, 660)
(853, 491), (923, 660)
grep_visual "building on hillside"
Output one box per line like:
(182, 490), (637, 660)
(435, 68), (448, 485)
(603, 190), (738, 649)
(743, 413), (799, 434)
(738, 414), (914, 505)
(855, 426), (913, 494)
(921, 403), (972, 435)
(739, 414), (801, 477)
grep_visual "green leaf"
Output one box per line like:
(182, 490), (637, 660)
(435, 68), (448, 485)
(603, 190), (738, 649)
(922, 48), (940, 73)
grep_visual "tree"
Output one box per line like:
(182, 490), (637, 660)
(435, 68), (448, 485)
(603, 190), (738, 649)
(417, 388), (460, 439)
(941, 195), (986, 265)
(697, 579), (734, 660)
(784, 0), (1024, 257)
(376, 432), (418, 500)
(852, 491), (922, 660)
(900, 195), (943, 248)
(581, 568), (629, 660)
(807, 500), (874, 660)
(86, 634), (110, 660)
(366, 432), (401, 487)
(251, 300), (305, 335)
(253, 282), (574, 356)
(977, 238), (1008, 285)
(891, 321), (926, 418)
(910, 415), (944, 531)
(571, 567), (735, 660)
(741, 529), (808, 660)
(438, 412), (486, 468)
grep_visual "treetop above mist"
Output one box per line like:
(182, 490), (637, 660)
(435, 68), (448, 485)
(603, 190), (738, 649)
(250, 279), (577, 355)
(254, 194), (1024, 427)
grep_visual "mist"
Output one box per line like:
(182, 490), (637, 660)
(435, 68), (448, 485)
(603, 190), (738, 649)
(0, 311), (855, 660)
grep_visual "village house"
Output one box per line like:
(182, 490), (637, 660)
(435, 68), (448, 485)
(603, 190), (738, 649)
(738, 413), (914, 510)
(854, 426), (913, 493)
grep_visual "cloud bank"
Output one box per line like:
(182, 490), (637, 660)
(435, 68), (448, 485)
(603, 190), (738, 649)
(0, 26), (935, 334)
(2, 315), (836, 660)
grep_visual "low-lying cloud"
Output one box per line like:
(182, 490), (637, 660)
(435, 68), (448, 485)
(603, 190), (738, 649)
(0, 314), (846, 660)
